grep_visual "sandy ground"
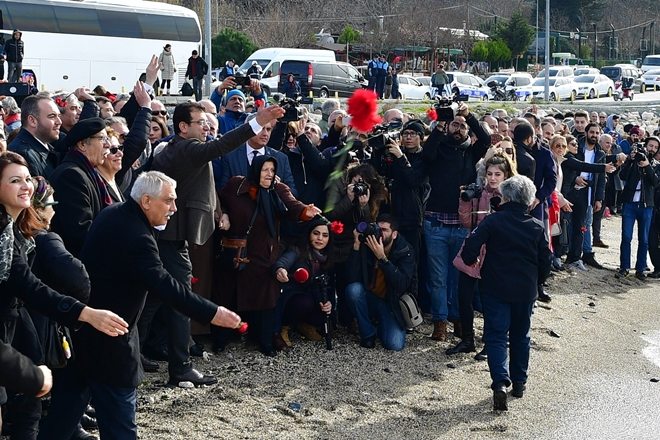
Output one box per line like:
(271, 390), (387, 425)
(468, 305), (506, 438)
(133, 214), (660, 440)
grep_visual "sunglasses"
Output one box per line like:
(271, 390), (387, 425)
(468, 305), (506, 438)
(109, 145), (124, 154)
(153, 110), (168, 116)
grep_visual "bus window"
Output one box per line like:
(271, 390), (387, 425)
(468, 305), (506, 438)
(98, 11), (141, 38)
(139, 14), (179, 40)
(175, 17), (202, 42)
(54, 6), (100, 36)
(7, 4), (55, 32)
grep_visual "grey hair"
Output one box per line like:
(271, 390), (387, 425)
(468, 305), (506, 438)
(1, 97), (20, 115)
(106, 116), (127, 127)
(130, 171), (177, 202)
(321, 98), (340, 115)
(499, 175), (536, 206)
(51, 91), (80, 113)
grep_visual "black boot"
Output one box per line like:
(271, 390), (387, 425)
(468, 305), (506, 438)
(445, 338), (476, 355)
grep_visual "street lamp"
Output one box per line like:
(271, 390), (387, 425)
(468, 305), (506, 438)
(576, 28), (581, 62)
(592, 23), (597, 67)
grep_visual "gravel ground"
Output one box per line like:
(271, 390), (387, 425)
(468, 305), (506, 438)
(134, 214), (660, 440)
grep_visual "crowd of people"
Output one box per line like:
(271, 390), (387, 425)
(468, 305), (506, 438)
(0, 51), (659, 438)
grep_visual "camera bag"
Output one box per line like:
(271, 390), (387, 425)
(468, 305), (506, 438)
(399, 293), (423, 328)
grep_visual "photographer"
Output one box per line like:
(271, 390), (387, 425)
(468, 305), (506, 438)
(345, 214), (415, 351)
(421, 102), (490, 341)
(616, 137), (660, 280)
(369, 119), (429, 262)
(210, 77), (267, 132)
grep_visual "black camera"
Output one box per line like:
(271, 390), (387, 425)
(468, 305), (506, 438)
(368, 120), (403, 152)
(231, 73), (252, 88)
(278, 94), (313, 123)
(633, 143), (648, 163)
(352, 179), (370, 198)
(434, 87), (469, 122)
(356, 221), (382, 243)
(460, 183), (482, 202)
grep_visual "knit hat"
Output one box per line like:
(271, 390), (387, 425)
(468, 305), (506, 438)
(65, 117), (106, 149)
(223, 89), (245, 106)
(402, 119), (426, 137)
(629, 126), (643, 136)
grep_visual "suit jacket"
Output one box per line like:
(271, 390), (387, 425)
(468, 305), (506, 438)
(0, 342), (43, 397)
(151, 123), (255, 245)
(78, 199), (218, 388)
(49, 152), (104, 258)
(216, 144), (297, 195)
(9, 128), (59, 180)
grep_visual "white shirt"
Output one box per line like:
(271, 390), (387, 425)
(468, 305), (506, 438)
(246, 145), (265, 165)
(581, 147), (596, 204)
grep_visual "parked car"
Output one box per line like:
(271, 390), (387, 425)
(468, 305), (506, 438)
(529, 76), (576, 101)
(641, 55), (660, 73)
(536, 66), (574, 78)
(572, 74), (615, 99)
(396, 75), (431, 100)
(601, 65), (645, 92)
(278, 60), (366, 98)
(573, 67), (600, 76)
(641, 69), (660, 91)
(444, 72), (490, 101)
(484, 72), (534, 100)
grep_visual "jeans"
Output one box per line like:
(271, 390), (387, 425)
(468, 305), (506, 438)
(7, 62), (21, 82)
(89, 382), (137, 440)
(423, 219), (467, 322)
(481, 293), (534, 389)
(583, 205), (593, 253)
(345, 282), (405, 351)
(620, 202), (653, 272)
(192, 77), (203, 101)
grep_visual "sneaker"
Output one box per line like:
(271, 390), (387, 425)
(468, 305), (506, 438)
(568, 260), (589, 272)
(635, 271), (647, 281)
(615, 269), (630, 279)
(551, 257), (564, 271)
(537, 290), (552, 303)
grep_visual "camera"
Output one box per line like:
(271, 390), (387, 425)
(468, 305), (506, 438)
(352, 179), (370, 197)
(231, 73), (252, 88)
(434, 87), (469, 122)
(368, 120), (403, 152)
(356, 221), (382, 243)
(278, 94), (313, 123)
(633, 143), (648, 163)
(460, 183), (482, 202)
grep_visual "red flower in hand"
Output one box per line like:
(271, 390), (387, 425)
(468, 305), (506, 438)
(330, 221), (344, 235)
(191, 276), (200, 285)
(236, 322), (248, 334)
(426, 107), (438, 121)
(347, 89), (381, 133)
(54, 97), (66, 108)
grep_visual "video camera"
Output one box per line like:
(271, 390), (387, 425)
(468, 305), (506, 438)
(356, 221), (382, 244)
(368, 120), (403, 152)
(434, 86), (469, 122)
(278, 94), (313, 123)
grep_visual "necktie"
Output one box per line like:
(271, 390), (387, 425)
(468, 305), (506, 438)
(251, 150), (260, 164)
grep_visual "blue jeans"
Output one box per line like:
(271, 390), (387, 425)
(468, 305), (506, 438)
(192, 77), (203, 100)
(481, 294), (534, 389)
(345, 282), (405, 351)
(89, 382), (137, 440)
(620, 202), (653, 272)
(583, 205), (594, 253)
(423, 220), (467, 322)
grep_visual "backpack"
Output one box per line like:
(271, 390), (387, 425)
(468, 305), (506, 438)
(180, 82), (194, 96)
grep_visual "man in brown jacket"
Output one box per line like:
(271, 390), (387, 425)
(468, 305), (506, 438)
(148, 102), (283, 386)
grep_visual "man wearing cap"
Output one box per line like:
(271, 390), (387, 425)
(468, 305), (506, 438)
(620, 125), (643, 155)
(9, 95), (62, 179)
(210, 77), (267, 126)
(185, 50), (208, 101)
(49, 117), (113, 258)
(218, 59), (235, 80)
(148, 101), (284, 387)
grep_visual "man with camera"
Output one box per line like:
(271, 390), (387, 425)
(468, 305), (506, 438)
(210, 77), (267, 132)
(421, 102), (490, 341)
(345, 214), (415, 351)
(616, 137), (660, 280)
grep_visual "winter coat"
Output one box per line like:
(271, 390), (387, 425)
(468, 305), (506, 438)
(9, 128), (60, 180)
(185, 56), (208, 80)
(4, 32), (23, 63)
(158, 50), (177, 81)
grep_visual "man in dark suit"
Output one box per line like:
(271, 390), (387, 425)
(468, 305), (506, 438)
(216, 113), (296, 194)
(77, 171), (242, 439)
(148, 102), (284, 386)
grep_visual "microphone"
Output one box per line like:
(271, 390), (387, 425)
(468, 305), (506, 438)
(293, 268), (310, 283)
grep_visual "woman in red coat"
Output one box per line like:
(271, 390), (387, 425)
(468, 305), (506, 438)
(217, 155), (320, 356)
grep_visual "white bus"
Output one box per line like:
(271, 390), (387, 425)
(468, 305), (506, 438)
(0, 0), (202, 92)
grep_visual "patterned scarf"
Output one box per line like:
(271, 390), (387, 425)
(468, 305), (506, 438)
(72, 150), (113, 207)
(0, 218), (14, 283)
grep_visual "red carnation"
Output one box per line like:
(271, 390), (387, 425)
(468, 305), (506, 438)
(330, 220), (344, 235)
(191, 276), (199, 285)
(236, 322), (248, 334)
(54, 97), (66, 108)
(347, 89), (381, 133)
(254, 98), (265, 109)
(426, 107), (438, 121)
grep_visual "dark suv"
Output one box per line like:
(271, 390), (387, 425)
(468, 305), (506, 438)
(278, 60), (367, 98)
(601, 65), (645, 92)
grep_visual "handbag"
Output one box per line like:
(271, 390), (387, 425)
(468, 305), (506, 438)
(452, 240), (486, 279)
(399, 293), (423, 328)
(44, 321), (73, 369)
(220, 205), (259, 271)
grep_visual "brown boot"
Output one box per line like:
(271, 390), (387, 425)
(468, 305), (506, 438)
(298, 323), (323, 341)
(431, 321), (447, 341)
(280, 326), (293, 348)
(450, 320), (462, 339)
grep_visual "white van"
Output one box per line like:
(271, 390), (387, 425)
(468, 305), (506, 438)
(641, 55), (660, 73)
(237, 48), (336, 95)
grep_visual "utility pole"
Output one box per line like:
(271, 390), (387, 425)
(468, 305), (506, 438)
(535, 0), (539, 67)
(204, 0), (212, 97)
(609, 24), (615, 60)
(544, 0), (550, 100)
(592, 23), (597, 67)
(577, 28), (581, 62)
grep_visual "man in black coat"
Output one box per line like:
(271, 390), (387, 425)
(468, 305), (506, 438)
(185, 50), (208, 101)
(76, 171), (241, 439)
(462, 175), (552, 411)
(4, 29), (24, 82)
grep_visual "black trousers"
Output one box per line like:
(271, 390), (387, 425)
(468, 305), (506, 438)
(566, 189), (588, 263)
(650, 209), (660, 271)
(457, 272), (478, 342)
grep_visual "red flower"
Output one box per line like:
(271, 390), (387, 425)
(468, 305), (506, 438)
(347, 89), (381, 133)
(191, 276), (199, 285)
(254, 98), (265, 109)
(426, 107), (438, 121)
(236, 322), (248, 334)
(330, 220), (344, 235)
(54, 97), (66, 108)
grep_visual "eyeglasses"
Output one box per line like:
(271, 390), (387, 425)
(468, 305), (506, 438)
(108, 145), (124, 154)
(401, 131), (419, 137)
(190, 119), (209, 127)
(90, 135), (111, 144)
(153, 110), (168, 116)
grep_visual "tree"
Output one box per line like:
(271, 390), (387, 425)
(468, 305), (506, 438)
(497, 12), (535, 68)
(211, 28), (258, 68)
(471, 41), (489, 61)
(338, 25), (361, 45)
